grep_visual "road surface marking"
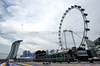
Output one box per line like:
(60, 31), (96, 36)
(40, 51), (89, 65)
(1, 62), (6, 66)
(15, 62), (31, 66)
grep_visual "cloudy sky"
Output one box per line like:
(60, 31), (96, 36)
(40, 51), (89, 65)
(0, 0), (100, 58)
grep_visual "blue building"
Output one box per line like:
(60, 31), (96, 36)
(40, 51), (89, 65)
(46, 50), (49, 55)
(23, 50), (28, 57)
(50, 49), (55, 55)
(31, 52), (36, 59)
(28, 51), (31, 57)
(21, 50), (36, 58)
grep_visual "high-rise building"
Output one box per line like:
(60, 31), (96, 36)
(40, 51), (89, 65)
(31, 52), (35, 59)
(28, 51), (31, 57)
(46, 50), (49, 55)
(56, 49), (59, 54)
(23, 50), (28, 57)
(50, 49), (55, 55)
(7, 40), (23, 59)
(21, 50), (33, 57)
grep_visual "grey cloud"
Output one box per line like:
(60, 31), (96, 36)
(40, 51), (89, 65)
(0, 0), (100, 55)
(0, 0), (13, 22)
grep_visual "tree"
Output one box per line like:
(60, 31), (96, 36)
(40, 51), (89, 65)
(67, 49), (73, 57)
(41, 50), (46, 56)
(35, 50), (46, 59)
(87, 50), (92, 58)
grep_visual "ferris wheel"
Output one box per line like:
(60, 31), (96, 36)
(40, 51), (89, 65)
(58, 5), (90, 50)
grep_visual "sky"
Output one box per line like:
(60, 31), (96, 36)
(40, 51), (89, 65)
(0, 0), (100, 58)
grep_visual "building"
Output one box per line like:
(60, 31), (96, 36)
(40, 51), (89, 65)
(94, 37), (100, 58)
(96, 50), (100, 59)
(46, 50), (49, 55)
(28, 51), (31, 57)
(31, 52), (36, 59)
(50, 49), (55, 55)
(56, 49), (59, 54)
(21, 50), (36, 58)
(22, 50), (31, 57)
(23, 50), (28, 57)
(94, 37), (100, 46)
(86, 39), (95, 48)
(7, 40), (23, 59)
